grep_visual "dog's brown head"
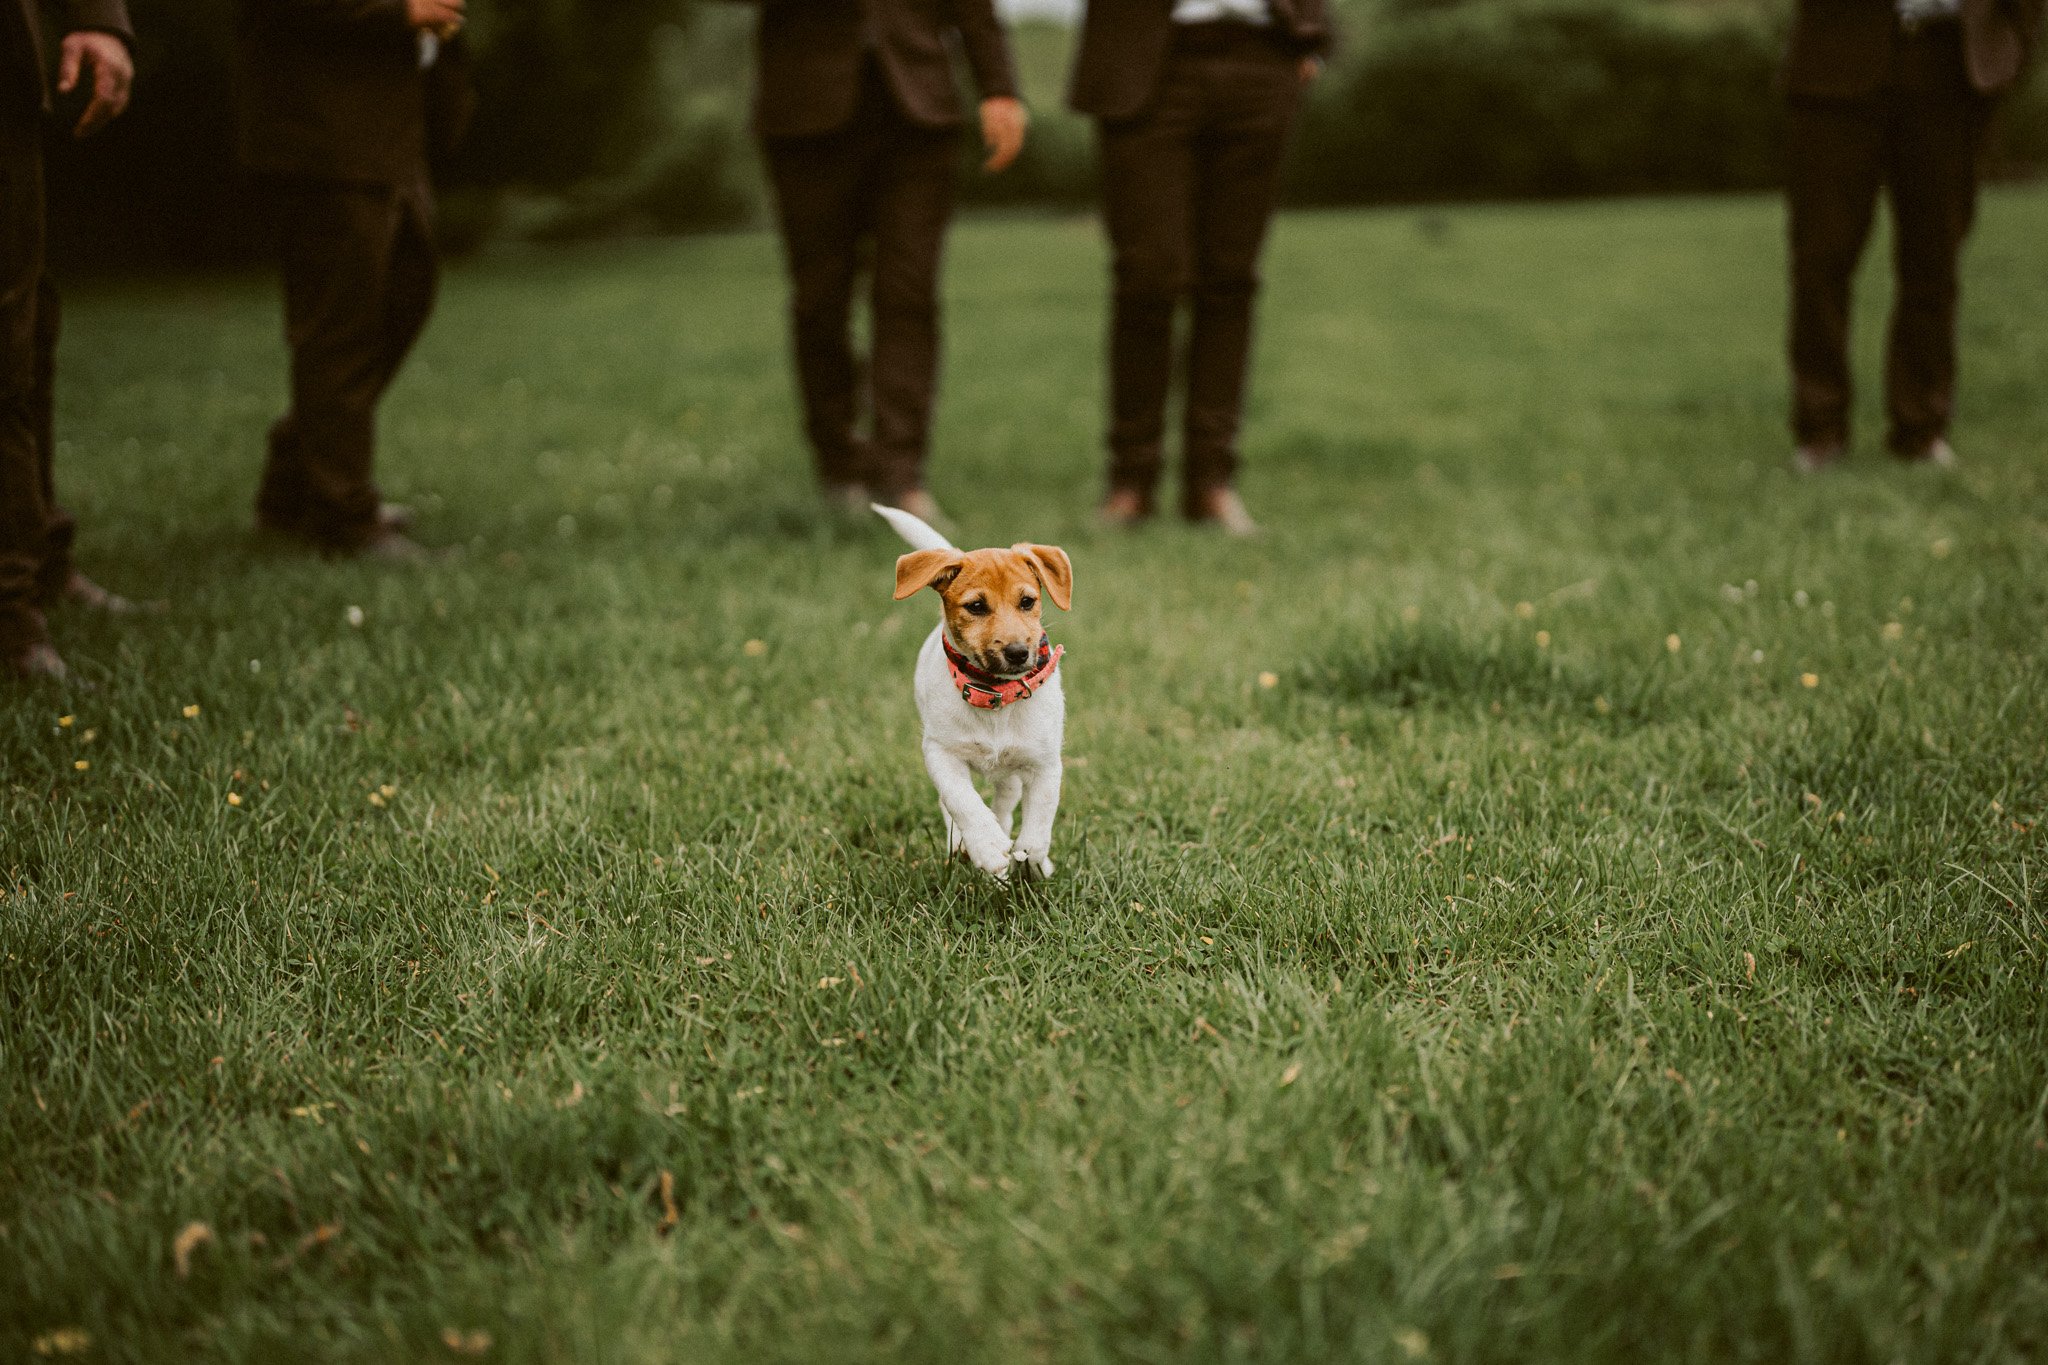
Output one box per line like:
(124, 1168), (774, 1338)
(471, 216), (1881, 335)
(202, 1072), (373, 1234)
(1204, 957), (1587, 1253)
(895, 542), (1072, 676)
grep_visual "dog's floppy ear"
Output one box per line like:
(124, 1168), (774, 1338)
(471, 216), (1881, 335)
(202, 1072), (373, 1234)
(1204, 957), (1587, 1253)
(1014, 544), (1072, 611)
(894, 549), (962, 600)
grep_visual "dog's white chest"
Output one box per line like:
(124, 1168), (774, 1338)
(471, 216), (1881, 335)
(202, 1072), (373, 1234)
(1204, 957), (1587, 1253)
(911, 627), (1064, 774)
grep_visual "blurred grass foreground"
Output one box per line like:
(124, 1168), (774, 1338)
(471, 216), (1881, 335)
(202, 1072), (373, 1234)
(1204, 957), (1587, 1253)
(5, 186), (2048, 1360)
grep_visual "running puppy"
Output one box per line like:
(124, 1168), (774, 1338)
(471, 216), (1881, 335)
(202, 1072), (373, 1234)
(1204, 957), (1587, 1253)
(875, 504), (1071, 882)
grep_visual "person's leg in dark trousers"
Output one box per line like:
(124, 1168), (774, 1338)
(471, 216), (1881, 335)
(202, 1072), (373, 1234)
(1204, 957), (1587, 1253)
(258, 178), (425, 550)
(765, 119), (879, 493)
(1882, 41), (1989, 458)
(1182, 41), (1299, 510)
(1098, 68), (1200, 508)
(1786, 96), (1886, 455)
(28, 276), (74, 602)
(0, 113), (53, 658)
(865, 120), (957, 503)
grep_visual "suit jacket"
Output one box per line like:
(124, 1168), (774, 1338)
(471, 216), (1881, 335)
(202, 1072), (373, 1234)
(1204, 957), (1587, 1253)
(732, 0), (1019, 139)
(3, 0), (132, 119)
(1786, 0), (2044, 97)
(235, 0), (476, 185)
(1069, 0), (1332, 121)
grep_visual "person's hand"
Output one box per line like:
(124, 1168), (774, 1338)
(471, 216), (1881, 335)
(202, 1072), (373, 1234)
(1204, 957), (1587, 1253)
(58, 32), (132, 139)
(1299, 56), (1323, 85)
(407, 0), (465, 39)
(980, 97), (1028, 174)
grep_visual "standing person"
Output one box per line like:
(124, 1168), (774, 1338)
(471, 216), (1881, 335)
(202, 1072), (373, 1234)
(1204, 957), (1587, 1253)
(1785, 0), (2041, 471)
(2, 0), (137, 682)
(1072, 0), (1329, 536)
(237, 0), (475, 560)
(734, 0), (1028, 526)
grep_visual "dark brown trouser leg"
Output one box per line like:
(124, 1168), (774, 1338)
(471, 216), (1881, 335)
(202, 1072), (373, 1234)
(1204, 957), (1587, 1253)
(1787, 97), (1884, 451)
(865, 124), (956, 501)
(1882, 83), (1988, 456)
(0, 113), (52, 652)
(1099, 88), (1195, 500)
(32, 276), (74, 599)
(259, 176), (437, 549)
(766, 126), (872, 490)
(1183, 47), (1298, 505)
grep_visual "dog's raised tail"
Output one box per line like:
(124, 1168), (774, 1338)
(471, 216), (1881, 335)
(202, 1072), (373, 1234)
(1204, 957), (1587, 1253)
(872, 503), (955, 552)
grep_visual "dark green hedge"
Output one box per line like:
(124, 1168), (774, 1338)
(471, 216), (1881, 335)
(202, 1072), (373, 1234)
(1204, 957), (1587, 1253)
(1289, 0), (1789, 202)
(39, 0), (2048, 266)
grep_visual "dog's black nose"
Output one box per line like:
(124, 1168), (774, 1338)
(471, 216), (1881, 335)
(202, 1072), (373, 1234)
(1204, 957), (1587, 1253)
(1002, 642), (1032, 669)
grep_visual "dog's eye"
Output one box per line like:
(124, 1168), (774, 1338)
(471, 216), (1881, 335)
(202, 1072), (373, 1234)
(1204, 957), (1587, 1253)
(964, 599), (990, 616)
(1019, 596), (1037, 611)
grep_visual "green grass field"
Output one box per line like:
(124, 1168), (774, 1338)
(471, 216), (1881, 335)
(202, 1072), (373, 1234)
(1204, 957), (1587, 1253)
(6, 189), (2048, 1363)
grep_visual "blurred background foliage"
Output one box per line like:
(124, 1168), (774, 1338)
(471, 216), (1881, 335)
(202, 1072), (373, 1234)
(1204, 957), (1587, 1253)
(41, 0), (2048, 268)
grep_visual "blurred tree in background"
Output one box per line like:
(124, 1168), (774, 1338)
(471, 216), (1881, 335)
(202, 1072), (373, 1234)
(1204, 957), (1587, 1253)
(39, 0), (2048, 269)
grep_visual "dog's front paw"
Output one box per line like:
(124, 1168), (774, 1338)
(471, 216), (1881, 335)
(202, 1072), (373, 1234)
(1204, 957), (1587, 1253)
(963, 831), (1014, 881)
(1011, 843), (1055, 881)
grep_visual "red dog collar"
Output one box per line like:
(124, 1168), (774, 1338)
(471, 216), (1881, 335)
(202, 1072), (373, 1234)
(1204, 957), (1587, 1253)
(943, 633), (1063, 710)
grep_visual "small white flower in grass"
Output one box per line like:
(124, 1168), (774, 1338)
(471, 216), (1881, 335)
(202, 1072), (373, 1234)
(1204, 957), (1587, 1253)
(1535, 631), (1551, 649)
(1666, 634), (1682, 654)
(1931, 538), (1952, 558)
(1257, 671), (1279, 689)
(1882, 622), (1905, 641)
(249, 659), (261, 674)
(743, 639), (768, 658)
(345, 605), (364, 628)
(1794, 590), (1810, 608)
(1720, 584), (1744, 603)
(1751, 650), (1765, 664)
(1514, 601), (1535, 619)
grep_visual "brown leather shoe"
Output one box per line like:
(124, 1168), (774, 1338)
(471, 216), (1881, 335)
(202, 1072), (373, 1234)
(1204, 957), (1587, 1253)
(821, 482), (872, 518)
(61, 571), (166, 616)
(1185, 486), (1260, 537)
(1097, 487), (1153, 528)
(7, 640), (70, 683)
(1793, 442), (1844, 473)
(1899, 438), (1957, 468)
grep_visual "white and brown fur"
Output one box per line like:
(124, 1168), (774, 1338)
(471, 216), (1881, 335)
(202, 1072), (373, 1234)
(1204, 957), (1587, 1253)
(876, 504), (1072, 881)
